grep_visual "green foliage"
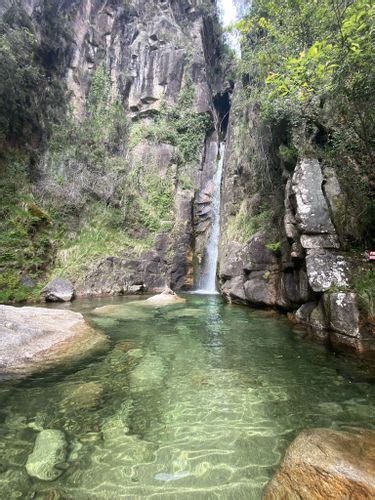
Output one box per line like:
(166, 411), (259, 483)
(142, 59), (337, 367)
(352, 267), (375, 319)
(129, 80), (214, 167)
(237, 0), (375, 248)
(265, 241), (281, 255)
(135, 174), (174, 233)
(0, 154), (53, 303)
(52, 203), (153, 282)
(0, 2), (69, 146)
(227, 203), (274, 244)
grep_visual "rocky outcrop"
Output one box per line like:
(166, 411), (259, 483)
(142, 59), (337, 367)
(26, 429), (68, 481)
(41, 278), (75, 302)
(263, 428), (375, 499)
(218, 84), (373, 355)
(0, 305), (108, 378)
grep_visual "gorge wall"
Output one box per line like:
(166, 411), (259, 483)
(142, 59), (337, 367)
(0, 0), (231, 298)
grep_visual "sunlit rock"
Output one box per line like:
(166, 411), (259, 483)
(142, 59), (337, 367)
(263, 428), (375, 499)
(0, 305), (108, 378)
(146, 287), (186, 305)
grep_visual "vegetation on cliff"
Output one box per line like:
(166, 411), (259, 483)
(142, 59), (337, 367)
(235, 0), (374, 248)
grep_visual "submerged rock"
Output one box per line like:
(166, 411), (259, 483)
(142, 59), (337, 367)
(41, 278), (75, 302)
(263, 428), (375, 499)
(146, 287), (186, 305)
(26, 429), (67, 481)
(130, 353), (166, 393)
(60, 381), (104, 410)
(0, 305), (108, 378)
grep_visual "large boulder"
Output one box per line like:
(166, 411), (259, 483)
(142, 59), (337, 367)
(0, 305), (108, 378)
(263, 428), (375, 499)
(26, 429), (67, 481)
(244, 271), (279, 307)
(41, 278), (75, 302)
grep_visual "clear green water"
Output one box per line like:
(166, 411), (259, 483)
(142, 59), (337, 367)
(1, 295), (375, 499)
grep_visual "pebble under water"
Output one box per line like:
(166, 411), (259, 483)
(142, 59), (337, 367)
(1, 294), (375, 499)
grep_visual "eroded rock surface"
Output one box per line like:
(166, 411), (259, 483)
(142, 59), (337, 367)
(263, 428), (375, 499)
(0, 305), (108, 378)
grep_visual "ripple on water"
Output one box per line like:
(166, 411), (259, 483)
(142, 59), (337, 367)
(0, 294), (374, 499)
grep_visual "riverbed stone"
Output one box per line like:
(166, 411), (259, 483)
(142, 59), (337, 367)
(130, 353), (166, 393)
(26, 429), (67, 481)
(263, 428), (375, 499)
(60, 381), (104, 410)
(41, 278), (75, 302)
(0, 305), (108, 378)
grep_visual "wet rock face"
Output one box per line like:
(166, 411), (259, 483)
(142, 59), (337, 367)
(263, 428), (375, 499)
(0, 305), (108, 378)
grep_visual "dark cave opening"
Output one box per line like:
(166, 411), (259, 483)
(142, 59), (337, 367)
(213, 90), (231, 137)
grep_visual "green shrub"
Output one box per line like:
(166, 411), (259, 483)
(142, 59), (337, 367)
(352, 268), (375, 319)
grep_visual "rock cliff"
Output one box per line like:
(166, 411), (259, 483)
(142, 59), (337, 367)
(218, 83), (374, 356)
(1, 0), (229, 297)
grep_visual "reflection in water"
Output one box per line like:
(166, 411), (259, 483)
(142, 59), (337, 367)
(0, 294), (374, 499)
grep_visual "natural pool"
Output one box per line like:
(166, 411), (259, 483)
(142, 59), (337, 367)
(1, 294), (375, 499)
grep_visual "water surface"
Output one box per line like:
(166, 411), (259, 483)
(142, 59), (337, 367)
(1, 295), (374, 498)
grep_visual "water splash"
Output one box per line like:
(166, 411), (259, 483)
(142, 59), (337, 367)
(199, 143), (225, 293)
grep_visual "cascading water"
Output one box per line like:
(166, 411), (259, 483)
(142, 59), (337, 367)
(198, 143), (226, 293)
(196, 1), (239, 293)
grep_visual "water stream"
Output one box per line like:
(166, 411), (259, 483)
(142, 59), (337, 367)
(198, 143), (225, 293)
(0, 295), (374, 498)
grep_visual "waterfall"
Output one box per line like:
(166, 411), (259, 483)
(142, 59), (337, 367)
(195, 2), (239, 294)
(198, 142), (225, 293)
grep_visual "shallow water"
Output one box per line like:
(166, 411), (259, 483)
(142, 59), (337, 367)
(1, 295), (375, 499)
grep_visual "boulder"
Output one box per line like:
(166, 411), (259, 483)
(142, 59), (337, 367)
(263, 428), (375, 499)
(0, 305), (108, 378)
(325, 292), (360, 337)
(221, 276), (247, 305)
(244, 271), (279, 307)
(243, 232), (279, 273)
(41, 278), (75, 302)
(145, 287), (185, 305)
(26, 429), (67, 481)
(295, 301), (328, 333)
